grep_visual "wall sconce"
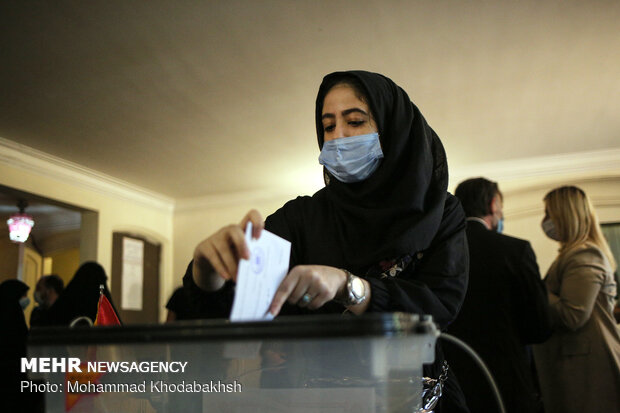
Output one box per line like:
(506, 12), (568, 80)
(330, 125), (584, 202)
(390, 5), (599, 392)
(7, 200), (34, 243)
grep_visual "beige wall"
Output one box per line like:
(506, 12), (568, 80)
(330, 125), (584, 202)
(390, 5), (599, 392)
(0, 158), (174, 321)
(48, 247), (80, 285)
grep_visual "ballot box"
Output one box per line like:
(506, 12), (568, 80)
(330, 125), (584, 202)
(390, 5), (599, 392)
(27, 313), (438, 413)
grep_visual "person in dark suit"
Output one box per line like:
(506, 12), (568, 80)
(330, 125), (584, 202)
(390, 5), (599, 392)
(445, 177), (552, 413)
(30, 274), (64, 327)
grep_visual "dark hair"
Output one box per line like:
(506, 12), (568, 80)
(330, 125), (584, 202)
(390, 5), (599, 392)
(455, 177), (502, 217)
(316, 73), (376, 148)
(42, 274), (64, 294)
(320, 74), (370, 106)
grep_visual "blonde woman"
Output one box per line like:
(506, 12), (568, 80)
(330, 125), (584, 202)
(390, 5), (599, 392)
(534, 186), (620, 413)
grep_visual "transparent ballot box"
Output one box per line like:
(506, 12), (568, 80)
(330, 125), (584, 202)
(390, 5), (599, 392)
(28, 313), (438, 413)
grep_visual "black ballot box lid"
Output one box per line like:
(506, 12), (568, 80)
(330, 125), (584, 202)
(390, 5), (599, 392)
(29, 312), (437, 345)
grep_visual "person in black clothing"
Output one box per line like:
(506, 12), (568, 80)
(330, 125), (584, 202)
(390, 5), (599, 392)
(166, 285), (207, 321)
(445, 177), (551, 413)
(30, 274), (64, 327)
(185, 71), (470, 411)
(0, 279), (33, 410)
(45, 261), (119, 326)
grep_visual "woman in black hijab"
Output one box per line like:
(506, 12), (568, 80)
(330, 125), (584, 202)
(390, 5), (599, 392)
(46, 261), (118, 326)
(0, 279), (31, 408)
(186, 71), (469, 411)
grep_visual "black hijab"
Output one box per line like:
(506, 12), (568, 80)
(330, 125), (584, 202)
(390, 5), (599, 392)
(0, 280), (31, 406)
(312, 71), (448, 267)
(46, 261), (117, 325)
(0, 279), (29, 303)
(0, 279), (29, 333)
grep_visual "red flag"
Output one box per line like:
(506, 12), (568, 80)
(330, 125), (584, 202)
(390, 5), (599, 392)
(65, 288), (120, 411)
(94, 293), (120, 326)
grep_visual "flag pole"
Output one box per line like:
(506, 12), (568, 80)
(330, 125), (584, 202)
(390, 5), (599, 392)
(99, 284), (104, 296)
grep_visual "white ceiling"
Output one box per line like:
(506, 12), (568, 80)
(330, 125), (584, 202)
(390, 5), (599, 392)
(1, 0), (619, 200)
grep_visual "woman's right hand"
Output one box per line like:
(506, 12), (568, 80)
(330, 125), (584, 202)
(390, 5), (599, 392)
(192, 209), (264, 291)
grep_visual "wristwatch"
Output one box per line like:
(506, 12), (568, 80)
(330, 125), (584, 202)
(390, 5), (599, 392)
(336, 269), (366, 306)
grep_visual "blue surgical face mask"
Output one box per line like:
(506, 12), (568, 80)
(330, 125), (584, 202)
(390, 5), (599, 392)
(19, 296), (30, 310)
(496, 218), (504, 234)
(542, 218), (561, 241)
(318, 132), (384, 183)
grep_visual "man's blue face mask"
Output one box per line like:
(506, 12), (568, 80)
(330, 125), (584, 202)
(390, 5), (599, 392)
(318, 132), (384, 183)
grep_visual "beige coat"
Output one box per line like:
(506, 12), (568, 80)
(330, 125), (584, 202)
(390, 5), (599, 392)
(534, 244), (620, 413)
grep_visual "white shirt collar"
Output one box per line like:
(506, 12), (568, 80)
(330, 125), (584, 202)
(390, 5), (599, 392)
(466, 217), (491, 230)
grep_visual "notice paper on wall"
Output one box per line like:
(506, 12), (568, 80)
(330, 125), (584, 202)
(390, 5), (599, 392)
(121, 237), (144, 311)
(230, 223), (291, 322)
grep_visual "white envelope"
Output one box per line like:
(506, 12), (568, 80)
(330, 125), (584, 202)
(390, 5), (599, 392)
(230, 223), (291, 322)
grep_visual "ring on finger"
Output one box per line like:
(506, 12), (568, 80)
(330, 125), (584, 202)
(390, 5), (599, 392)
(299, 292), (313, 305)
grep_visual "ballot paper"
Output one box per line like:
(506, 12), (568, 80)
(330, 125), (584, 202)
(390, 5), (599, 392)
(230, 223), (291, 322)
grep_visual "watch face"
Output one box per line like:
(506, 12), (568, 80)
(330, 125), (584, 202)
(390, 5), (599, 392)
(351, 276), (365, 299)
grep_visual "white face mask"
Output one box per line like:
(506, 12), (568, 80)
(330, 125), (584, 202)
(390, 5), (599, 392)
(542, 218), (561, 241)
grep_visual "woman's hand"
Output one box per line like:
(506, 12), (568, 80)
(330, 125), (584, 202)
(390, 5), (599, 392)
(269, 265), (348, 315)
(192, 209), (264, 291)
